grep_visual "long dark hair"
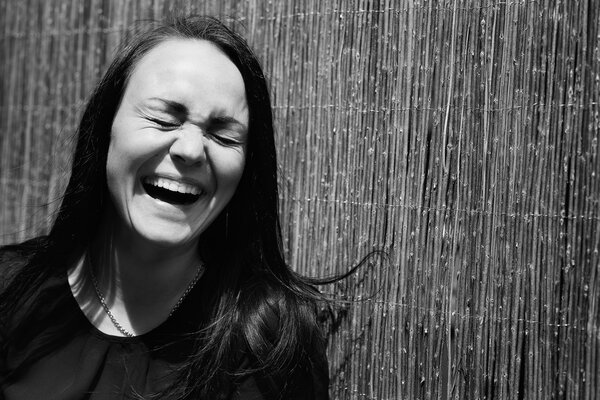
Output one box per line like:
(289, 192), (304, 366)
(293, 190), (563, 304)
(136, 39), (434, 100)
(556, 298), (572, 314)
(1, 16), (328, 399)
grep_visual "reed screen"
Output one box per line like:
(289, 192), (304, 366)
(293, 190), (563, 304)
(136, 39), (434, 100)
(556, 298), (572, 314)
(0, 1), (598, 399)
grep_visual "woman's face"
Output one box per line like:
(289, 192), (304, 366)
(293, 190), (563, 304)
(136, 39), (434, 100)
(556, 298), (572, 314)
(106, 39), (249, 250)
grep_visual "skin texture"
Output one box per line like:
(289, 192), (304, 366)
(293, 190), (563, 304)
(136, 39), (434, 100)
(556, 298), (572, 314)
(69, 39), (249, 336)
(107, 39), (249, 251)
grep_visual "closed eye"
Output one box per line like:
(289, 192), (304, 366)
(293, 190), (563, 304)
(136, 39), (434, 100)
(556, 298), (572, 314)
(209, 131), (243, 146)
(207, 117), (246, 146)
(147, 117), (180, 129)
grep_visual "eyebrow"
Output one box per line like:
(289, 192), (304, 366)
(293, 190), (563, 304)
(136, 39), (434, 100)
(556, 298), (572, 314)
(147, 98), (188, 116)
(147, 98), (247, 131)
(210, 115), (248, 132)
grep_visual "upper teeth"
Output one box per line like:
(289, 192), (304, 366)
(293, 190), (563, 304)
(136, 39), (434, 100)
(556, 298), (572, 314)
(144, 177), (202, 195)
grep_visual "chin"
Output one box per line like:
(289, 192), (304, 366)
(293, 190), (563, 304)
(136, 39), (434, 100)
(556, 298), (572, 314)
(129, 223), (200, 251)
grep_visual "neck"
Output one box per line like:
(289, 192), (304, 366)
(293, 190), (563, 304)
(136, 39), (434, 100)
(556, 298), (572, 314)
(69, 218), (203, 336)
(114, 232), (199, 294)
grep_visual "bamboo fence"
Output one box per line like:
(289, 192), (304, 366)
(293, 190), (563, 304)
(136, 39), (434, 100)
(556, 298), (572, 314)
(1, 1), (599, 399)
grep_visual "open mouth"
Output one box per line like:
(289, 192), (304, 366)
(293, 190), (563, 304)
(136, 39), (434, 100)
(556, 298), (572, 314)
(142, 176), (202, 206)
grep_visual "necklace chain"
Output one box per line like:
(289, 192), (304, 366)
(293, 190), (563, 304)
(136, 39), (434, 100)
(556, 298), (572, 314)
(90, 264), (203, 338)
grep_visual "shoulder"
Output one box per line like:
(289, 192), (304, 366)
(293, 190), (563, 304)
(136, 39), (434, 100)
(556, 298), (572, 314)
(239, 276), (322, 340)
(0, 236), (47, 292)
(238, 277), (329, 399)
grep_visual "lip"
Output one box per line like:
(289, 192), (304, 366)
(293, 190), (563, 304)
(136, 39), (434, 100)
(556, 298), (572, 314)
(140, 174), (207, 207)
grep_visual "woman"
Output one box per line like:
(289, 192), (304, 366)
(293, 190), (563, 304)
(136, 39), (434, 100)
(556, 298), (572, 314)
(0, 16), (329, 399)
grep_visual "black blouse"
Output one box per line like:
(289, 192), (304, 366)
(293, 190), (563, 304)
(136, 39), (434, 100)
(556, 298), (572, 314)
(0, 249), (329, 400)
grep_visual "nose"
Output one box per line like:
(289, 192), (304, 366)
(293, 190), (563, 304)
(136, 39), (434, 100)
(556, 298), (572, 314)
(169, 126), (207, 166)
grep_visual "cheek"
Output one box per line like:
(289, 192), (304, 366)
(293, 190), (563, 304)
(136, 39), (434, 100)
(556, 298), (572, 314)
(106, 138), (134, 186)
(105, 144), (132, 214)
(212, 147), (246, 193)
(105, 132), (150, 198)
(107, 126), (161, 174)
(106, 141), (124, 192)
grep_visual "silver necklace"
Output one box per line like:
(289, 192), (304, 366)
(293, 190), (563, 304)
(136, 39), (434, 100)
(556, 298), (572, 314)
(89, 264), (203, 338)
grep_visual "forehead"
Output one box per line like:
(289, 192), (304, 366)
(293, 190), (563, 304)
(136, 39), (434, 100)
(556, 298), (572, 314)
(123, 39), (247, 113)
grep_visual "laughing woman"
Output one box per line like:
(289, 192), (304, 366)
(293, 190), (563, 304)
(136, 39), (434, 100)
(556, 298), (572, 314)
(0, 16), (328, 399)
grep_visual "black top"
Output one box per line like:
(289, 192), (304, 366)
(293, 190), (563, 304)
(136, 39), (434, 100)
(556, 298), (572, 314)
(0, 246), (329, 400)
